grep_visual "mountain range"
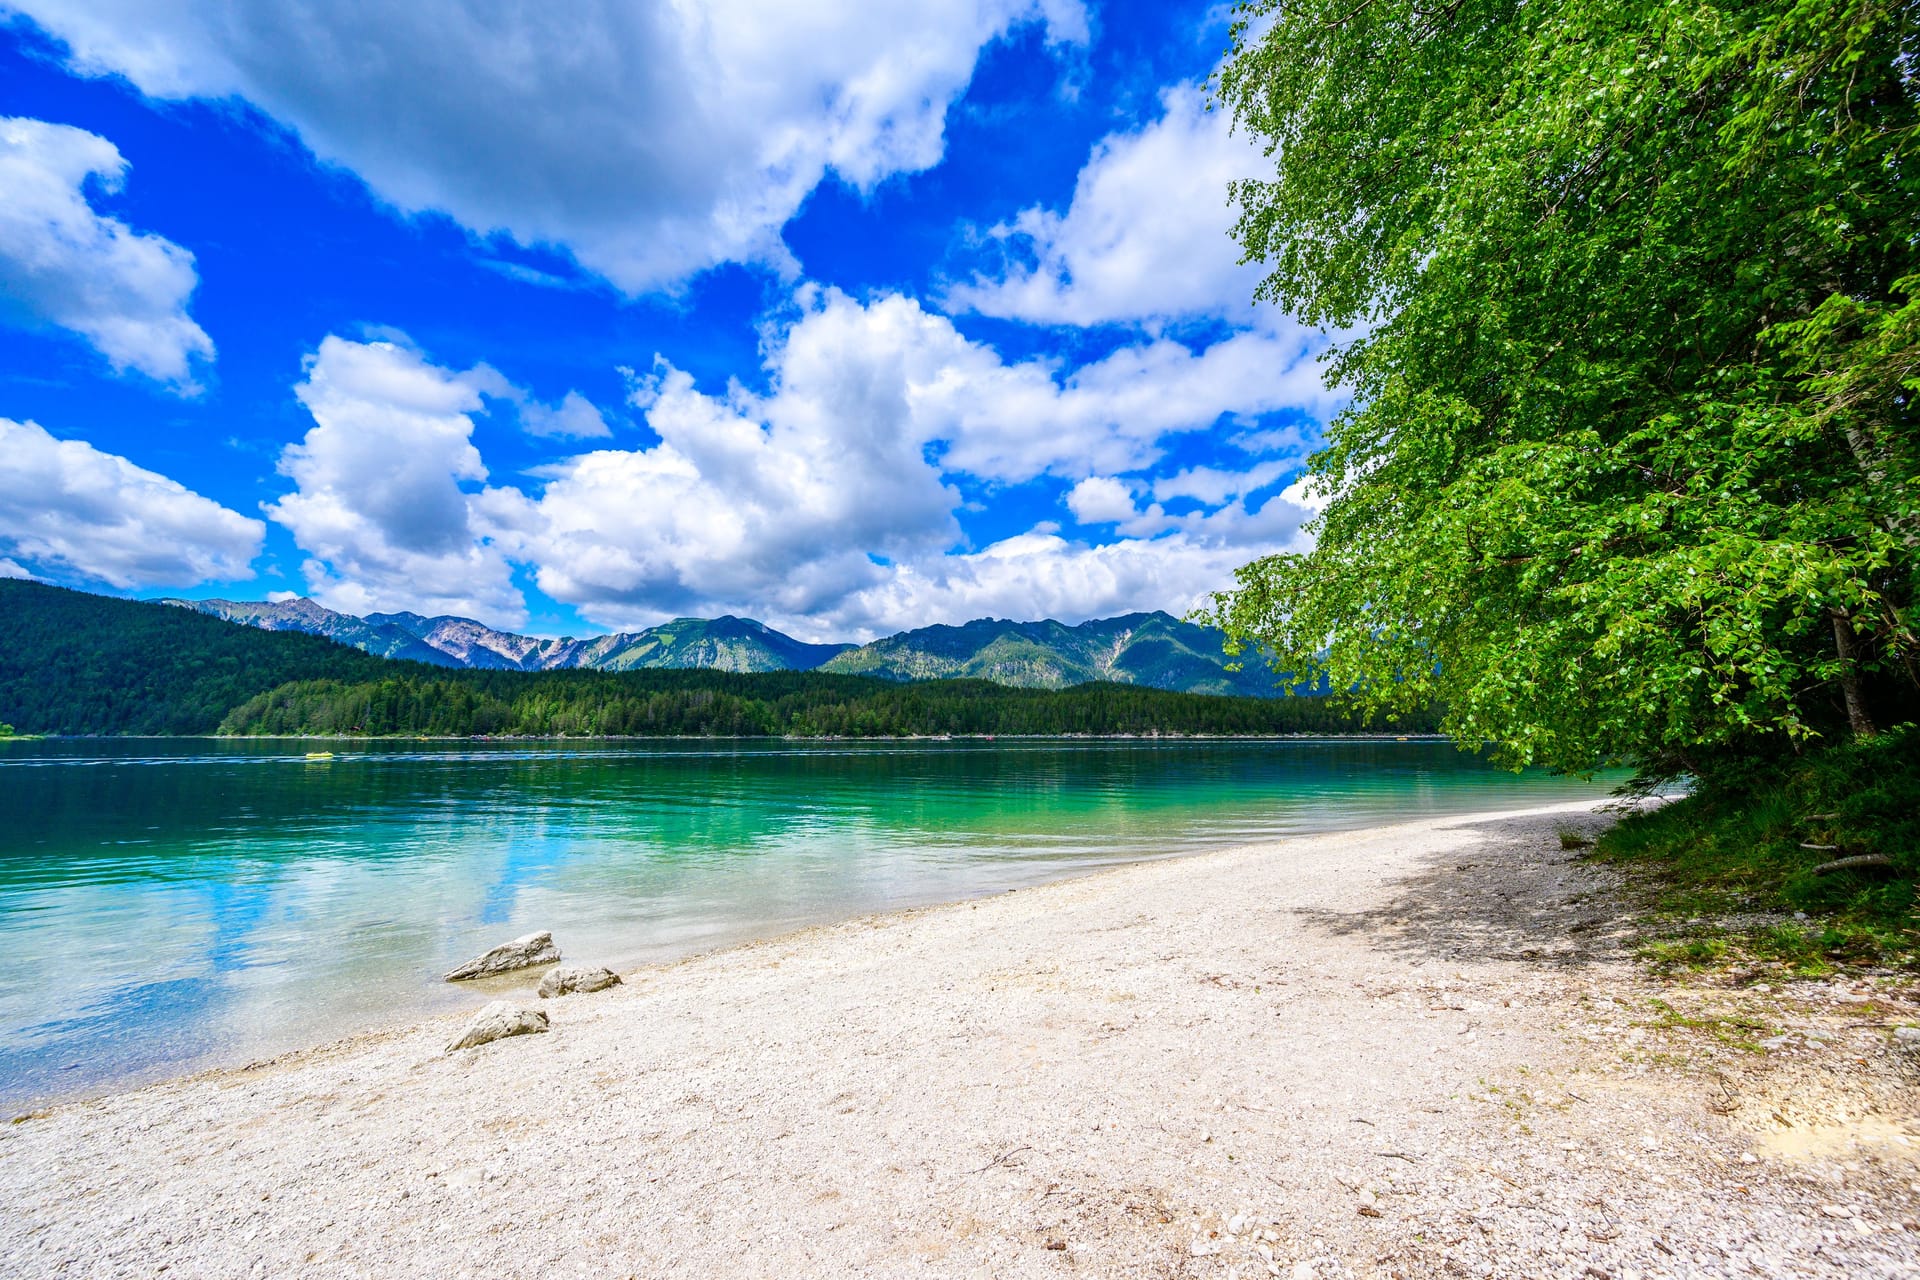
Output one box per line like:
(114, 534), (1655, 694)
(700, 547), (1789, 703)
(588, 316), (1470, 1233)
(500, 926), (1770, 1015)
(820, 614), (1278, 697)
(161, 598), (855, 673)
(3, 581), (1396, 738)
(160, 597), (1277, 697)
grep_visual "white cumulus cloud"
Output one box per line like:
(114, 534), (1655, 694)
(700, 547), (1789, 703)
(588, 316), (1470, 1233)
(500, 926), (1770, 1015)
(455, 364), (614, 440)
(749, 286), (1334, 486)
(508, 290), (1326, 633)
(945, 84), (1266, 326)
(13, 0), (1087, 292)
(0, 116), (214, 389)
(265, 336), (529, 625)
(494, 288), (1329, 630)
(0, 417), (262, 586)
(1064, 475), (1136, 525)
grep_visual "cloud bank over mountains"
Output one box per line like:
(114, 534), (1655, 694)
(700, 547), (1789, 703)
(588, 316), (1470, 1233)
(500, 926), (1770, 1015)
(0, 4), (1337, 637)
(262, 295), (1326, 637)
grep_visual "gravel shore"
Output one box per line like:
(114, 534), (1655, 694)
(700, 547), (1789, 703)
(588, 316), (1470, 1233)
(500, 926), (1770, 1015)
(3, 801), (1916, 1278)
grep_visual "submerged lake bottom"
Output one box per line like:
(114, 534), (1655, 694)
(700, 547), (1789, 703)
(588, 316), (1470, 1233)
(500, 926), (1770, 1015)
(0, 737), (1624, 1106)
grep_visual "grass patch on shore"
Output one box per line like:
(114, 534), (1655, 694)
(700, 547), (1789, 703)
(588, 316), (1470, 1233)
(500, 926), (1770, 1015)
(1594, 726), (1920, 976)
(1641, 997), (1770, 1052)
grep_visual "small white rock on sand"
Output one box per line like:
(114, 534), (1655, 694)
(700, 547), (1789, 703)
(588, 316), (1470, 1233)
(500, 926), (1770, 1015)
(3, 801), (1917, 1278)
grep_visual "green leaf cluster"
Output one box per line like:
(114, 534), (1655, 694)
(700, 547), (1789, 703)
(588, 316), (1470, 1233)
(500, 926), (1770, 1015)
(1204, 0), (1919, 773)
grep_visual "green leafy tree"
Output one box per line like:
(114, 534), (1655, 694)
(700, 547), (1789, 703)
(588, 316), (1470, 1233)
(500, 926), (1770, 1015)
(1203, 0), (1919, 773)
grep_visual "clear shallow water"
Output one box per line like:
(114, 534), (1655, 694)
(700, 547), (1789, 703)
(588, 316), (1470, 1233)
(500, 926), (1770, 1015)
(0, 737), (1621, 1105)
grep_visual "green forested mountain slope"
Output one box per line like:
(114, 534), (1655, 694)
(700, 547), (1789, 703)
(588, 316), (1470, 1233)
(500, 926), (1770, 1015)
(0, 582), (1393, 737)
(821, 612), (1278, 696)
(2, 581), (400, 734)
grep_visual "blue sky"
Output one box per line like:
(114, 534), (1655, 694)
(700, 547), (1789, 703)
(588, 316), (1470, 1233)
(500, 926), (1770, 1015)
(0, 0), (1335, 641)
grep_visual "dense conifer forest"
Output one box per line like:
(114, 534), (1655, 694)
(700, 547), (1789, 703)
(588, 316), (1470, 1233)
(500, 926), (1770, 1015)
(0, 580), (400, 735)
(215, 670), (1423, 738)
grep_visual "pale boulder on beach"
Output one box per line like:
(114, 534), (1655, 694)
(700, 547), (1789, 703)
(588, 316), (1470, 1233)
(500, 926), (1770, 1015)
(538, 965), (622, 998)
(443, 930), (560, 981)
(445, 1001), (549, 1053)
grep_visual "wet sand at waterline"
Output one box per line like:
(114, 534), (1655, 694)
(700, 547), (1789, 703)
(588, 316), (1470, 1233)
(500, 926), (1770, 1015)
(3, 801), (1917, 1278)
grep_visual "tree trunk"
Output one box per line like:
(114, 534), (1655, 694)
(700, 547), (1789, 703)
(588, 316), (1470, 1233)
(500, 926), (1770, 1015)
(1830, 608), (1877, 739)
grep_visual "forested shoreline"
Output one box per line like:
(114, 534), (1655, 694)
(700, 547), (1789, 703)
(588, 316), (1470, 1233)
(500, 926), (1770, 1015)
(216, 671), (1433, 738)
(0, 580), (1434, 740)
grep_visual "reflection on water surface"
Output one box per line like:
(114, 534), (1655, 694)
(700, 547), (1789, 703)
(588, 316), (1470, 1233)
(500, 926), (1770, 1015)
(0, 736), (1621, 1104)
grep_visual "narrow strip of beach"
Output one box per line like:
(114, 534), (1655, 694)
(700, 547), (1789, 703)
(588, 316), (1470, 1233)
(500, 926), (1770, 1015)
(2, 801), (1915, 1278)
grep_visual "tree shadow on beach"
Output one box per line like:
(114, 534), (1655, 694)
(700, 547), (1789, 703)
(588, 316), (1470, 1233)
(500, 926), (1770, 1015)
(1293, 808), (1638, 971)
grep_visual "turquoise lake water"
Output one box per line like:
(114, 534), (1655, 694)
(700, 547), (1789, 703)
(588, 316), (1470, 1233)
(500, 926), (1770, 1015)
(0, 737), (1623, 1106)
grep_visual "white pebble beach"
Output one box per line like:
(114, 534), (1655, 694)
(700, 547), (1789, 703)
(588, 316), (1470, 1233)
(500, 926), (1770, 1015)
(3, 800), (1917, 1278)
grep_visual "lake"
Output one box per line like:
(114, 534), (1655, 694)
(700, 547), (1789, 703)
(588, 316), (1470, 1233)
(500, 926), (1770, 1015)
(0, 737), (1622, 1106)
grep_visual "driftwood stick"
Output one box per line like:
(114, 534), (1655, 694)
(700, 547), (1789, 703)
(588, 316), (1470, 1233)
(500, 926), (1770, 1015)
(967, 1144), (1032, 1174)
(1798, 843), (1840, 851)
(1811, 854), (1894, 876)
